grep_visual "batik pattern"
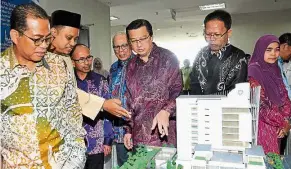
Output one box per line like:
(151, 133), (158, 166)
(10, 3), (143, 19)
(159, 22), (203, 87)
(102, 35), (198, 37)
(125, 43), (182, 147)
(76, 71), (113, 155)
(250, 77), (291, 154)
(191, 44), (247, 94)
(1, 47), (86, 169)
(109, 55), (133, 143)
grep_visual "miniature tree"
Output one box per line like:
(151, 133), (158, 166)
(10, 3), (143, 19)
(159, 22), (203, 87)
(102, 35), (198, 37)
(118, 144), (161, 169)
(117, 144), (183, 169)
(267, 153), (284, 169)
(177, 164), (183, 169)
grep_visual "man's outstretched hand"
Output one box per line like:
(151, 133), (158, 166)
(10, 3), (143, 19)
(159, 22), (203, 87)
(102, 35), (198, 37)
(103, 99), (131, 118)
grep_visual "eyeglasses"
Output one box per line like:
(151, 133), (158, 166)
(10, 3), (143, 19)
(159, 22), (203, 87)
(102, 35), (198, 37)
(113, 43), (129, 51)
(130, 35), (150, 45)
(204, 30), (229, 39)
(21, 33), (52, 46)
(73, 55), (93, 64)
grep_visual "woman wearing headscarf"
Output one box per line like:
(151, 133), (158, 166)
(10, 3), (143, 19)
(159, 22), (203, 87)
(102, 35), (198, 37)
(248, 35), (291, 154)
(93, 57), (110, 78)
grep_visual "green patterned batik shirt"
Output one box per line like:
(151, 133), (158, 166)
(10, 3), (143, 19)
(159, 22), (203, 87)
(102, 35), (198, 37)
(0, 46), (86, 169)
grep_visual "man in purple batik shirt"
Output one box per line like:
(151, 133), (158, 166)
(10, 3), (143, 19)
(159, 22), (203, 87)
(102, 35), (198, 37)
(71, 44), (114, 169)
(123, 19), (182, 149)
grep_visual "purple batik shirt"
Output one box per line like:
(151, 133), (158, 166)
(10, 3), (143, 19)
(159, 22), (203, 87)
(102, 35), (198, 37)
(125, 43), (182, 147)
(76, 71), (114, 155)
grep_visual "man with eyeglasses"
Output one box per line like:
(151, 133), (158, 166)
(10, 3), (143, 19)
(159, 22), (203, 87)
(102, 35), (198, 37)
(109, 32), (134, 166)
(123, 19), (182, 149)
(278, 33), (291, 99)
(190, 10), (247, 95)
(49, 10), (131, 121)
(1, 3), (86, 168)
(71, 44), (114, 169)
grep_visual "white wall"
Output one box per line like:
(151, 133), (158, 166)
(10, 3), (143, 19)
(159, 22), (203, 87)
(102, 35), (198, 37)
(231, 9), (291, 54)
(40, 0), (112, 70)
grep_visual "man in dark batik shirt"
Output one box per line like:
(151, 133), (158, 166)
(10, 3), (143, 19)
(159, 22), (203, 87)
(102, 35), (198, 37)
(190, 10), (247, 95)
(123, 19), (182, 149)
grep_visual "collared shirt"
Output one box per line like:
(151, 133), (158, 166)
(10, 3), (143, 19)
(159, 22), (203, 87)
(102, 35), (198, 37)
(283, 61), (291, 85)
(190, 44), (248, 95)
(109, 54), (134, 143)
(125, 43), (182, 146)
(1, 47), (86, 169)
(278, 57), (291, 99)
(75, 71), (114, 155)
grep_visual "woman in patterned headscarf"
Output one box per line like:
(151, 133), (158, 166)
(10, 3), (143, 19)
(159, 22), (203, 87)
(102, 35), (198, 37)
(248, 35), (291, 154)
(93, 57), (110, 78)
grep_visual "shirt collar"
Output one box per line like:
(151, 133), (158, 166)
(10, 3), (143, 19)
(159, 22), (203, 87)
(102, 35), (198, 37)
(278, 57), (283, 63)
(209, 43), (230, 60)
(75, 70), (92, 81)
(118, 53), (135, 67)
(37, 57), (50, 70)
(8, 46), (50, 70)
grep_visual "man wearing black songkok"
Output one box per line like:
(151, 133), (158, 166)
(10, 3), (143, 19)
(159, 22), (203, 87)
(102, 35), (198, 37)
(49, 10), (131, 122)
(50, 10), (81, 55)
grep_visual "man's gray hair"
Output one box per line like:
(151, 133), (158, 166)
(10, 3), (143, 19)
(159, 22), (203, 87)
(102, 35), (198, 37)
(112, 31), (128, 46)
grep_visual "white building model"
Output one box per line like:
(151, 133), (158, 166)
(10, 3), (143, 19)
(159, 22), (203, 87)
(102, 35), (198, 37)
(176, 83), (266, 169)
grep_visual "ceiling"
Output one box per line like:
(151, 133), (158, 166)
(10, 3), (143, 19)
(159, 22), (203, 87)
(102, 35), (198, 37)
(98, 0), (291, 41)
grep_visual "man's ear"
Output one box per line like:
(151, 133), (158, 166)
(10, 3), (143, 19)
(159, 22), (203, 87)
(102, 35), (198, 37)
(71, 59), (76, 67)
(227, 29), (232, 38)
(51, 27), (58, 37)
(10, 29), (20, 45)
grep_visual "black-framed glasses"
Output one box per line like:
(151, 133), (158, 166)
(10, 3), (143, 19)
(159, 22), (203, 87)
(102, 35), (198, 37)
(204, 30), (229, 39)
(73, 55), (93, 64)
(21, 33), (52, 46)
(113, 43), (129, 51)
(130, 35), (150, 45)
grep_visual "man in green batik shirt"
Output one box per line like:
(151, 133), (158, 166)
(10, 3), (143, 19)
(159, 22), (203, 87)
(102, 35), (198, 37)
(1, 4), (86, 168)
